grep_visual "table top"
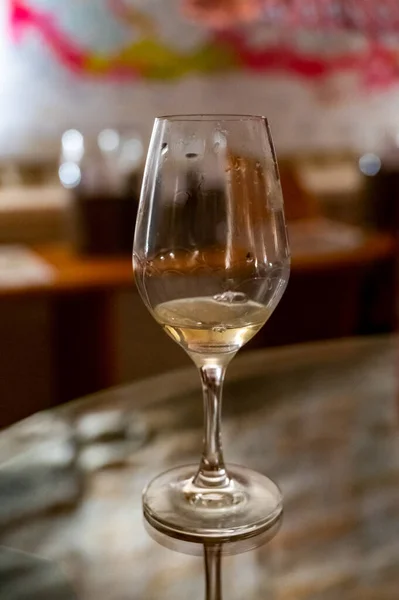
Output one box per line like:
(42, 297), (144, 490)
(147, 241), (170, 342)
(0, 335), (398, 599)
(0, 221), (396, 298)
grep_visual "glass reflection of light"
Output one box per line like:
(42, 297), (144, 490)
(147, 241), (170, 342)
(359, 153), (381, 176)
(59, 162), (81, 188)
(61, 129), (84, 162)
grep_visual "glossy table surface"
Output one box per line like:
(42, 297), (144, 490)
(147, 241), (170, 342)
(0, 335), (398, 600)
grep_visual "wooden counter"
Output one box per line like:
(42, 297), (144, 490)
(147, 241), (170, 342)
(0, 223), (396, 424)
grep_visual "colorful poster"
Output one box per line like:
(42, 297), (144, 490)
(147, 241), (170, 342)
(2, 0), (399, 158)
(8, 0), (399, 88)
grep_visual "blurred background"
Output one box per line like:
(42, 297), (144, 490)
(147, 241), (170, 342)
(0, 0), (398, 427)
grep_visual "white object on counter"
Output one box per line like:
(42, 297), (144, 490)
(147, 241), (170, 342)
(0, 245), (55, 288)
(0, 185), (69, 213)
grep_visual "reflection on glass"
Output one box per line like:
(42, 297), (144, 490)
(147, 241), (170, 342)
(144, 512), (282, 557)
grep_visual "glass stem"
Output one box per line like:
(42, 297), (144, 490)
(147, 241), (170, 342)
(194, 364), (229, 489)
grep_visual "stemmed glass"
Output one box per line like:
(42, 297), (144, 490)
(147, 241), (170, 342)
(133, 115), (290, 540)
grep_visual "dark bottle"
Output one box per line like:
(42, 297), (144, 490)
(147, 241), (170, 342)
(364, 139), (399, 235)
(61, 129), (142, 256)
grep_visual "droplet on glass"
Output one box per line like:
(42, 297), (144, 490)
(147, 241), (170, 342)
(175, 191), (190, 205)
(213, 291), (248, 304)
(212, 326), (227, 334)
(246, 252), (254, 263)
(234, 159), (241, 172)
(186, 152), (198, 159)
(161, 143), (168, 156)
(214, 131), (227, 152)
(146, 260), (155, 278)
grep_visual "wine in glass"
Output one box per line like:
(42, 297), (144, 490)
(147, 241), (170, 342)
(133, 115), (290, 540)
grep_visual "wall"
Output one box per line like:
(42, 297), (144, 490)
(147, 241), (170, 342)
(1, 0), (399, 158)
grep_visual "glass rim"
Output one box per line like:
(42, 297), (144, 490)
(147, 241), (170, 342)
(156, 114), (268, 123)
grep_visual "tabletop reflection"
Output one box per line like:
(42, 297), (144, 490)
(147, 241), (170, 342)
(145, 514), (283, 600)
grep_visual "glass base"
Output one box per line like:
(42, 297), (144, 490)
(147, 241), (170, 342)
(144, 513), (283, 555)
(143, 464), (283, 542)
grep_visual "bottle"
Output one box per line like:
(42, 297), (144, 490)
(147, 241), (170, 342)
(60, 128), (143, 255)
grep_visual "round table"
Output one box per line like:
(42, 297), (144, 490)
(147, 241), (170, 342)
(0, 336), (398, 600)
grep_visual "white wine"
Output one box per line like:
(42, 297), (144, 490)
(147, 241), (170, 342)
(154, 295), (271, 356)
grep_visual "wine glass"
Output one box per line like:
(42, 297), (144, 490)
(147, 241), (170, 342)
(133, 115), (290, 540)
